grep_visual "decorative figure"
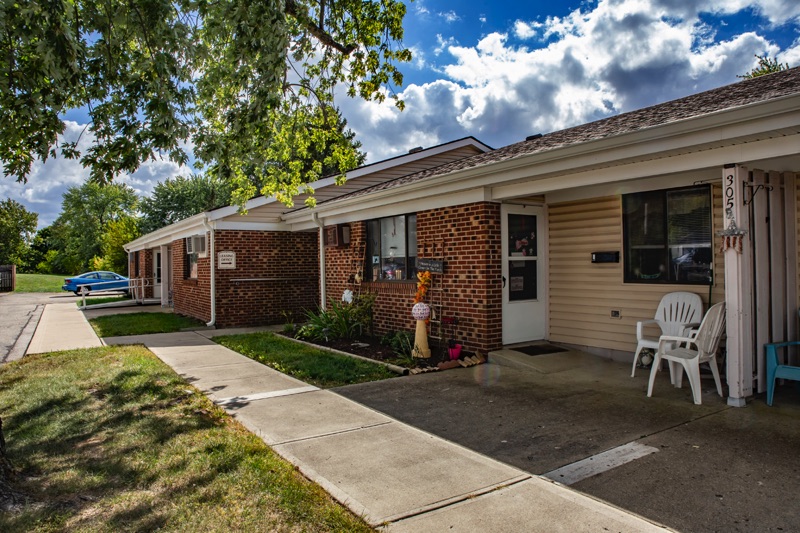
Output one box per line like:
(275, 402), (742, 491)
(342, 289), (354, 304)
(717, 207), (746, 253)
(412, 302), (431, 358)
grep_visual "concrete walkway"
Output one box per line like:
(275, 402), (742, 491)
(24, 303), (670, 531)
(27, 302), (103, 354)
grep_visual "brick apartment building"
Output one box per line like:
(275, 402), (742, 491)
(127, 68), (800, 404)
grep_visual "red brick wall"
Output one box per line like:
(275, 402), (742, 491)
(323, 202), (503, 353)
(173, 236), (212, 323)
(128, 249), (154, 298)
(213, 230), (319, 327)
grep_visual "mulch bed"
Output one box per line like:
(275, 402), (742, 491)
(279, 333), (482, 371)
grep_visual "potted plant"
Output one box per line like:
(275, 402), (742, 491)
(447, 339), (462, 360)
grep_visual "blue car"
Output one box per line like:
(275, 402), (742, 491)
(62, 271), (130, 295)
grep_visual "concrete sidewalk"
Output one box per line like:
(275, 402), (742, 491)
(101, 330), (671, 531)
(27, 302), (103, 354)
(19, 303), (671, 530)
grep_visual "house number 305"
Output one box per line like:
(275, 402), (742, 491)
(725, 173), (735, 210)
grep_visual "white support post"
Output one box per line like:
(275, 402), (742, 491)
(160, 245), (170, 307)
(784, 173), (798, 365)
(723, 165), (754, 406)
(752, 170), (769, 394)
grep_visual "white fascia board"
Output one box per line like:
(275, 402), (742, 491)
(213, 221), (288, 231)
(284, 94), (800, 225)
(494, 133), (800, 200)
(207, 138), (492, 221)
(286, 188), (492, 231)
(125, 212), (208, 251)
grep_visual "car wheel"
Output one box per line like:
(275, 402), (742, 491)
(73, 291), (81, 296)
(80, 286), (91, 296)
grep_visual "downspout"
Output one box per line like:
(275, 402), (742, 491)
(202, 217), (216, 327)
(312, 212), (327, 310)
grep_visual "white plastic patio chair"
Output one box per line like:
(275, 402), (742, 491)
(647, 301), (726, 405)
(631, 291), (703, 377)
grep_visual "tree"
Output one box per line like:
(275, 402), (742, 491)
(53, 182), (139, 272)
(0, 0), (410, 208)
(98, 216), (140, 273)
(139, 174), (234, 235)
(0, 199), (37, 266)
(738, 54), (790, 79)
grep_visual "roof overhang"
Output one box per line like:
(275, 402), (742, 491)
(283, 93), (800, 230)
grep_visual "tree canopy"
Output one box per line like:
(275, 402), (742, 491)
(1, 0), (410, 207)
(738, 54), (790, 79)
(0, 199), (37, 266)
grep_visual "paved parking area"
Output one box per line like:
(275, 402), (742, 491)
(336, 350), (800, 533)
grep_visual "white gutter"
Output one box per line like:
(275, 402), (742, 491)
(202, 217), (216, 327)
(311, 212), (326, 309)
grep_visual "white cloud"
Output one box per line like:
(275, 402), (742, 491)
(439, 10), (461, 23)
(1, 121), (189, 227)
(513, 20), (540, 40)
(434, 34), (458, 56)
(414, 0), (430, 16)
(340, 0), (799, 165)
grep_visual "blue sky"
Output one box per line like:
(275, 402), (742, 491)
(3, 0), (800, 227)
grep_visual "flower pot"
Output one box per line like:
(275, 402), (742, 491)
(448, 344), (462, 360)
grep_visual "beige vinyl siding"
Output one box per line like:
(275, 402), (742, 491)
(548, 187), (725, 354)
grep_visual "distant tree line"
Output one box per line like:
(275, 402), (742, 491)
(2, 111), (365, 275)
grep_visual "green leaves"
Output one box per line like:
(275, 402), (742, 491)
(1, 0), (411, 209)
(0, 199), (38, 265)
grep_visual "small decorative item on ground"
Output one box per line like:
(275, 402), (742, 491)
(448, 342), (462, 360)
(412, 302), (432, 358)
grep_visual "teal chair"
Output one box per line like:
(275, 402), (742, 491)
(765, 342), (800, 406)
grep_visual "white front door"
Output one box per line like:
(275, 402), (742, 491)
(502, 204), (546, 344)
(153, 251), (162, 299)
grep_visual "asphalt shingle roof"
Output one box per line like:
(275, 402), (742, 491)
(322, 67), (800, 206)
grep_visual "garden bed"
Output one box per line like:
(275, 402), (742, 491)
(280, 332), (479, 371)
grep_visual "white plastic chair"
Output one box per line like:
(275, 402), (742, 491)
(631, 292), (703, 377)
(647, 301), (726, 405)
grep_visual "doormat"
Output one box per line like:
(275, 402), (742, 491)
(512, 344), (568, 356)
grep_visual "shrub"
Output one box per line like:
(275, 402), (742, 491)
(297, 293), (375, 342)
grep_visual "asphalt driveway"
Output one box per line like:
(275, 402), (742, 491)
(335, 350), (800, 532)
(0, 292), (82, 362)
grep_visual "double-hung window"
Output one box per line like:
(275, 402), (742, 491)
(366, 214), (417, 281)
(622, 185), (712, 284)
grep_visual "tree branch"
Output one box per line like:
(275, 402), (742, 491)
(284, 0), (356, 55)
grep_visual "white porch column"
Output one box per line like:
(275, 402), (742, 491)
(160, 245), (170, 307)
(722, 164), (754, 406)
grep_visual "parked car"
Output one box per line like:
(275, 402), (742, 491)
(62, 271), (130, 295)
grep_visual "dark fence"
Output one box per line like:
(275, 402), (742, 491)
(0, 265), (15, 292)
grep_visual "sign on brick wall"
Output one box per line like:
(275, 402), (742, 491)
(417, 258), (444, 273)
(218, 251), (236, 269)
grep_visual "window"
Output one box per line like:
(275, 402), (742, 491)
(366, 214), (417, 281)
(623, 186), (712, 284)
(183, 239), (197, 279)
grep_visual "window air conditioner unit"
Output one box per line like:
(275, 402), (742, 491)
(185, 235), (207, 256)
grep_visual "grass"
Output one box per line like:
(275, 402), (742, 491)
(13, 273), (67, 293)
(0, 345), (373, 532)
(89, 312), (206, 337)
(215, 332), (398, 388)
(77, 295), (132, 307)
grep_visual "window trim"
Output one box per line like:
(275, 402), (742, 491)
(622, 184), (713, 285)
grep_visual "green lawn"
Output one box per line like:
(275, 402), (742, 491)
(0, 345), (373, 532)
(215, 332), (398, 388)
(89, 312), (206, 337)
(13, 273), (67, 292)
